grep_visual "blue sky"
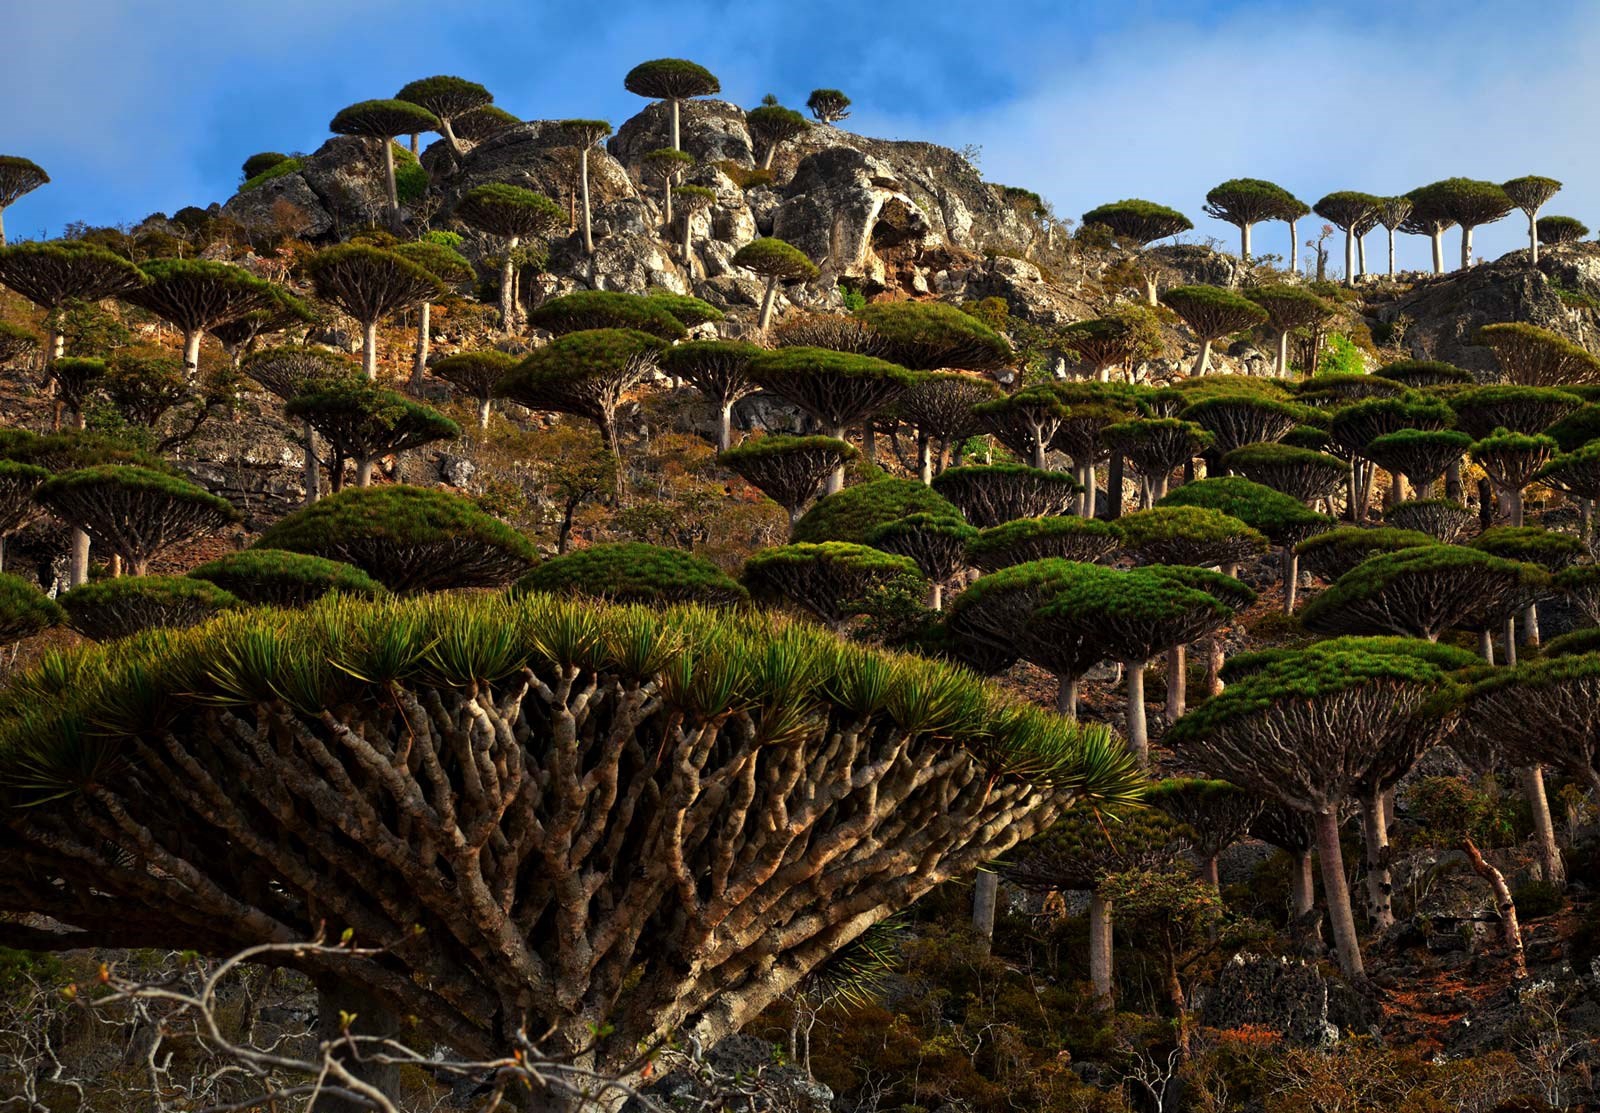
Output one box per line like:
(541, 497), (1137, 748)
(7, 1), (1598, 273)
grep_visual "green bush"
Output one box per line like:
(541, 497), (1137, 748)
(240, 157), (305, 192)
(527, 291), (689, 341)
(791, 478), (959, 545)
(1317, 334), (1366, 376)
(517, 542), (746, 605)
(188, 549), (386, 607)
(0, 573), (63, 641)
(60, 575), (237, 641)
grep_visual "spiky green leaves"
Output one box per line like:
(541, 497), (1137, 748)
(527, 290), (688, 340)
(0, 156), (49, 208)
(520, 542), (746, 605)
(329, 99), (439, 139)
(453, 183), (565, 240)
(255, 486), (535, 593)
(1157, 476), (1331, 545)
(0, 241), (147, 310)
(743, 541), (924, 627)
(791, 477), (957, 545)
(1299, 545), (1545, 640)
(430, 350), (518, 402)
(854, 301), (1012, 372)
(1294, 527), (1436, 582)
(1080, 199), (1193, 246)
(1467, 525), (1582, 571)
(623, 59), (721, 101)
(966, 516), (1122, 572)
(60, 576), (237, 641)
(1116, 505), (1268, 568)
(1313, 191), (1382, 232)
(747, 346), (912, 432)
(302, 245), (444, 326)
(1161, 285), (1268, 341)
(188, 549), (385, 607)
(719, 435), (858, 519)
(0, 573), (62, 641)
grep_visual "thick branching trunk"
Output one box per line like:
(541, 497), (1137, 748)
(313, 975), (403, 1112)
(1463, 838), (1526, 978)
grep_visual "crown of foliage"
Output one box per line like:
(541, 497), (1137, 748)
(1382, 498), (1478, 543)
(623, 58), (721, 100)
(747, 102), (810, 146)
(242, 346), (360, 401)
(1294, 526), (1436, 581)
(1032, 565), (1236, 663)
(1538, 626), (1600, 659)
(188, 549), (386, 608)
(119, 257), (281, 331)
(1299, 544), (1546, 639)
(286, 381), (460, 456)
(453, 104), (520, 141)
(1295, 372), (1404, 407)
(1449, 384), (1583, 438)
(59, 575), (238, 642)
(527, 290), (688, 341)
(1115, 505), (1268, 568)
(1471, 428), (1559, 488)
(966, 516), (1123, 572)
(791, 477), (958, 545)
(253, 486), (536, 593)
(719, 434), (857, 467)
(555, 119), (613, 144)
(948, 559), (1123, 679)
(36, 464), (237, 524)
(519, 542), (747, 606)
(1536, 441), (1600, 499)
(1166, 373), (1291, 400)
(660, 339), (763, 392)
(1361, 428), (1472, 485)
(645, 292), (722, 328)
(1080, 199), (1192, 246)
(930, 463), (1079, 526)
(392, 241), (473, 285)
(1467, 525), (1582, 571)
(329, 99), (439, 139)
(717, 435), (857, 514)
(1145, 777), (1264, 858)
(1161, 285), (1269, 338)
(1243, 284), (1334, 329)
(302, 245), (445, 318)
(1372, 360), (1474, 389)
(1180, 394), (1306, 453)
(1223, 635), (1481, 684)
(429, 350), (518, 399)
(742, 541), (925, 625)
(747, 346), (913, 428)
(1203, 178), (1303, 225)
(1142, 563), (1256, 611)
(1328, 395), (1456, 455)
(1411, 178), (1514, 228)
(496, 328), (667, 409)
(241, 151), (290, 180)
(806, 89), (851, 120)
(642, 148), (695, 176)
(453, 183), (565, 240)
(1477, 322), (1600, 388)
(1544, 403), (1600, 452)
(0, 241), (148, 309)
(1502, 175), (1561, 212)
(1222, 441), (1349, 502)
(1536, 215), (1589, 245)
(854, 301), (1012, 371)
(0, 573), (62, 642)
(0, 429), (161, 473)
(865, 513), (979, 581)
(1312, 190), (1382, 230)
(394, 75), (493, 121)
(0, 155), (49, 205)
(1156, 476), (1331, 544)
(732, 237), (819, 280)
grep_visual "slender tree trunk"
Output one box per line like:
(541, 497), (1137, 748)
(312, 976), (402, 1112)
(918, 433), (933, 485)
(670, 98), (682, 151)
(302, 421), (320, 506)
(411, 302), (430, 390)
(824, 422), (846, 495)
(1239, 222), (1251, 264)
(661, 176), (674, 228)
(1276, 330), (1290, 378)
(1480, 628), (1496, 664)
(500, 234), (520, 331)
(1125, 661), (1148, 767)
(1344, 228), (1356, 288)
(1282, 548), (1300, 613)
(1088, 893), (1114, 1003)
(1056, 672), (1078, 719)
(1165, 644), (1186, 722)
(1316, 808), (1365, 979)
(757, 276), (779, 331)
(381, 140), (400, 232)
(0, 208), (6, 247)
(1521, 765), (1566, 885)
(1581, 497), (1592, 544)
(0, 535), (6, 575)
(1357, 231), (1368, 279)
(1431, 228), (1445, 274)
(1192, 337), (1212, 377)
(1360, 791), (1394, 932)
(1505, 616), (1518, 666)
(1523, 602), (1540, 647)
(682, 208), (697, 271)
(1461, 225), (1476, 270)
(1462, 838), (1526, 978)
(1201, 856), (1220, 891)
(1288, 218), (1299, 274)
(579, 148), (595, 255)
(1446, 459), (1463, 502)
(717, 402), (733, 453)
(1292, 851), (1316, 918)
(1388, 227), (1397, 277)
(360, 320), (378, 380)
(355, 458), (375, 487)
(1527, 211), (1539, 265)
(477, 396), (492, 430)
(1030, 429), (1047, 471)
(69, 529), (89, 588)
(1105, 452), (1123, 519)
(972, 871), (998, 955)
(182, 328), (203, 380)
(1203, 634), (1224, 697)
(1509, 486), (1524, 527)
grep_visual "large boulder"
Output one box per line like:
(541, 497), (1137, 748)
(609, 99), (755, 173)
(222, 136), (385, 239)
(771, 147), (937, 289)
(221, 171), (335, 240)
(437, 121), (638, 216)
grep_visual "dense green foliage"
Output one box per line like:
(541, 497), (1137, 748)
(0, 573), (63, 641)
(519, 542), (746, 605)
(966, 516), (1122, 571)
(1294, 526), (1437, 581)
(527, 290), (690, 341)
(856, 301), (1012, 371)
(791, 477), (958, 545)
(1157, 476), (1331, 544)
(188, 549), (386, 607)
(59, 575), (237, 641)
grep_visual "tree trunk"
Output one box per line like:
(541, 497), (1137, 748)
(1446, 459), (1463, 502)
(411, 302), (430, 390)
(312, 976), (402, 1112)
(1521, 765), (1566, 885)
(1527, 210), (1539, 265)
(381, 140), (400, 232)
(1203, 634), (1224, 698)
(917, 433), (933, 485)
(1480, 627), (1495, 664)
(1343, 227), (1356, 288)
(1431, 228), (1445, 274)
(1088, 893), (1113, 1003)
(1240, 222), (1251, 264)
(1142, 269), (1158, 307)
(0, 208), (6, 247)
(1165, 644), (1186, 722)
(682, 208), (696, 272)
(1056, 672), (1078, 719)
(1315, 808), (1365, 979)
(1192, 337), (1212, 377)
(1356, 230), (1367, 279)
(477, 396), (492, 430)
(1201, 855), (1220, 891)
(69, 529), (89, 588)
(1523, 602), (1540, 647)
(928, 580), (943, 611)
(303, 421), (320, 506)
(1292, 851), (1316, 918)
(355, 458), (375, 488)
(501, 234), (520, 331)
(757, 276), (779, 331)
(717, 402), (733, 453)
(1288, 218), (1299, 274)
(670, 98), (681, 151)
(1462, 838), (1526, 978)
(1388, 227), (1397, 277)
(1125, 661), (1148, 767)
(1509, 486), (1524, 527)
(824, 423), (846, 495)
(183, 329), (203, 380)
(1282, 547), (1299, 614)
(1276, 330), (1290, 378)
(972, 871), (998, 954)
(579, 148), (595, 255)
(1105, 452), (1123, 519)
(1505, 615), (1518, 667)
(1360, 791), (1394, 932)
(661, 176), (674, 228)
(1461, 225), (1474, 270)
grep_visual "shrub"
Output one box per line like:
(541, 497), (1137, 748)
(855, 301), (1011, 371)
(187, 549), (386, 607)
(517, 542), (746, 605)
(743, 541), (926, 628)
(240, 156), (305, 192)
(0, 573), (63, 641)
(1512, 878), (1564, 919)
(59, 575), (237, 641)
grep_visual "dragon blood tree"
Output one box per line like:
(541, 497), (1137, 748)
(1477, 323), (1600, 388)
(966, 516), (1122, 572)
(743, 541), (925, 630)
(661, 340), (765, 451)
(1050, 385), (1140, 517)
(59, 575), (237, 641)
(1245, 284), (1334, 376)
(34, 465), (238, 576)
(1203, 178), (1301, 263)
(1313, 191), (1382, 287)
(46, 357), (104, 431)
(791, 477), (959, 545)
(496, 328), (667, 499)
(395, 75), (494, 157)
(453, 184), (565, 330)
(1161, 286), (1268, 376)
(747, 96), (810, 169)
(1501, 176), (1562, 264)
(1372, 359), (1473, 391)
(0, 321), (37, 368)
(253, 486), (537, 593)
(1300, 544), (1546, 643)
(1450, 385), (1583, 439)
(1421, 177), (1514, 270)
(0, 155), (48, 245)
(119, 259), (282, 379)
(948, 559), (1118, 717)
(302, 245), (444, 379)
(286, 380), (459, 489)
(1147, 778), (1263, 890)
(857, 301), (1013, 373)
(931, 463), (1078, 527)
(1362, 429), (1473, 500)
(430, 350), (518, 430)
(1002, 806), (1187, 1001)
(974, 385), (1070, 470)
(866, 514), (976, 610)
(554, 119), (613, 255)
(623, 58), (721, 151)
(1538, 441), (1600, 541)
(895, 372), (1002, 482)
(0, 460), (46, 572)
(1170, 641), (1465, 976)
(807, 88), (851, 123)
(1222, 443), (1348, 506)
(1250, 800), (1320, 919)
(746, 347), (912, 493)
(1035, 565), (1246, 765)
(329, 99), (440, 229)
(1461, 652), (1600, 801)
(1180, 394), (1303, 459)
(1102, 418), (1211, 503)
(1375, 196), (1413, 277)
(1399, 184), (1457, 274)
(1294, 526), (1435, 582)
(188, 549), (385, 608)
(0, 593), (1139, 1101)
(1328, 394), (1456, 520)
(393, 238), (474, 389)
(527, 290), (688, 342)
(519, 542), (746, 606)
(718, 435), (858, 526)
(243, 346), (360, 504)
(1536, 215), (1588, 248)
(0, 241), (146, 360)
(733, 238), (820, 331)
(1383, 498), (1478, 543)
(1469, 525), (1579, 658)
(1080, 199), (1192, 304)
(1472, 429), (1558, 526)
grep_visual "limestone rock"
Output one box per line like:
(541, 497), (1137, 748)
(221, 172), (335, 240)
(609, 99), (755, 173)
(438, 121), (637, 215)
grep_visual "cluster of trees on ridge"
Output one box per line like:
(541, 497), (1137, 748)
(0, 57), (1597, 1112)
